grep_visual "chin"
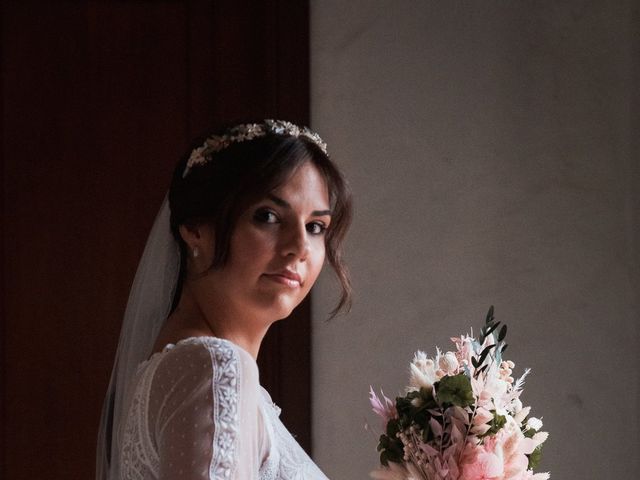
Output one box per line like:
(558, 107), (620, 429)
(254, 274), (316, 319)
(257, 294), (304, 322)
(272, 301), (300, 321)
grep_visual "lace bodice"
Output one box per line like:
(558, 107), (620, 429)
(119, 337), (328, 480)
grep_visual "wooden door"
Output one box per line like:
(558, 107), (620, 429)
(1, 1), (311, 478)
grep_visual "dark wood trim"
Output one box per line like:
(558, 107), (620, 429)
(1, 1), (6, 476)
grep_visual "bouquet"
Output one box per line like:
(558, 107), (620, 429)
(369, 307), (549, 480)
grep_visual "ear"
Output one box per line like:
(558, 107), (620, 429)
(178, 222), (215, 253)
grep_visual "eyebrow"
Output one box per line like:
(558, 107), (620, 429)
(267, 193), (332, 216)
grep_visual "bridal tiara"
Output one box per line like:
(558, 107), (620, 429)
(183, 119), (328, 178)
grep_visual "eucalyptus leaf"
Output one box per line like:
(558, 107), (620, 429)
(485, 321), (500, 337)
(477, 345), (493, 365)
(498, 324), (507, 342)
(485, 305), (495, 324)
(480, 344), (494, 356)
(479, 329), (487, 344)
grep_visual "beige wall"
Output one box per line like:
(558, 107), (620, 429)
(310, 1), (639, 478)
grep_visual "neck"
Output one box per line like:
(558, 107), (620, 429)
(172, 282), (271, 361)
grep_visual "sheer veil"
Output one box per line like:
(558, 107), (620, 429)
(96, 193), (180, 480)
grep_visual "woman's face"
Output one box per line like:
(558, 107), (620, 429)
(192, 161), (331, 323)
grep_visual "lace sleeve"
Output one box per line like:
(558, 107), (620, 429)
(149, 338), (264, 480)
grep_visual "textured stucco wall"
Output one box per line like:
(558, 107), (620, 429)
(310, 1), (639, 478)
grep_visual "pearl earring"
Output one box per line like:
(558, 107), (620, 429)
(192, 247), (199, 258)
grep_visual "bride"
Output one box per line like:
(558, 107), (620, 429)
(96, 120), (352, 479)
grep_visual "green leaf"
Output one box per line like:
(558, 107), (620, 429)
(394, 389), (436, 431)
(501, 343), (509, 354)
(386, 419), (400, 438)
(527, 445), (544, 470)
(396, 395), (414, 419)
(435, 373), (474, 407)
(378, 433), (404, 466)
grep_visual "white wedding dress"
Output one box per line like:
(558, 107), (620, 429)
(119, 336), (328, 480)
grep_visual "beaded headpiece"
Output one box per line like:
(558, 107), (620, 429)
(182, 119), (328, 178)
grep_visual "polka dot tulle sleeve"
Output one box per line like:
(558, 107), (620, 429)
(120, 336), (328, 479)
(121, 337), (264, 479)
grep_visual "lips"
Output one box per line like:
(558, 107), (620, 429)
(263, 269), (303, 287)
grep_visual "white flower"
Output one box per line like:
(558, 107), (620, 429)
(494, 405), (509, 417)
(438, 352), (459, 375)
(532, 431), (549, 446)
(409, 351), (437, 390)
(475, 372), (509, 411)
(513, 406), (531, 424)
(527, 417), (543, 431)
(531, 474), (550, 480)
(412, 350), (429, 368)
(512, 398), (523, 413)
(409, 363), (434, 390)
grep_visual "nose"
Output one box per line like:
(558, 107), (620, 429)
(280, 222), (310, 260)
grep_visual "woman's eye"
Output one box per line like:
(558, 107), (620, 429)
(307, 222), (327, 235)
(254, 209), (279, 224)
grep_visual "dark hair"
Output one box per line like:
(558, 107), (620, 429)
(168, 122), (352, 318)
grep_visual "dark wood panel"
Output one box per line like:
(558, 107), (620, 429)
(1, 1), (311, 478)
(3, 2), (190, 477)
